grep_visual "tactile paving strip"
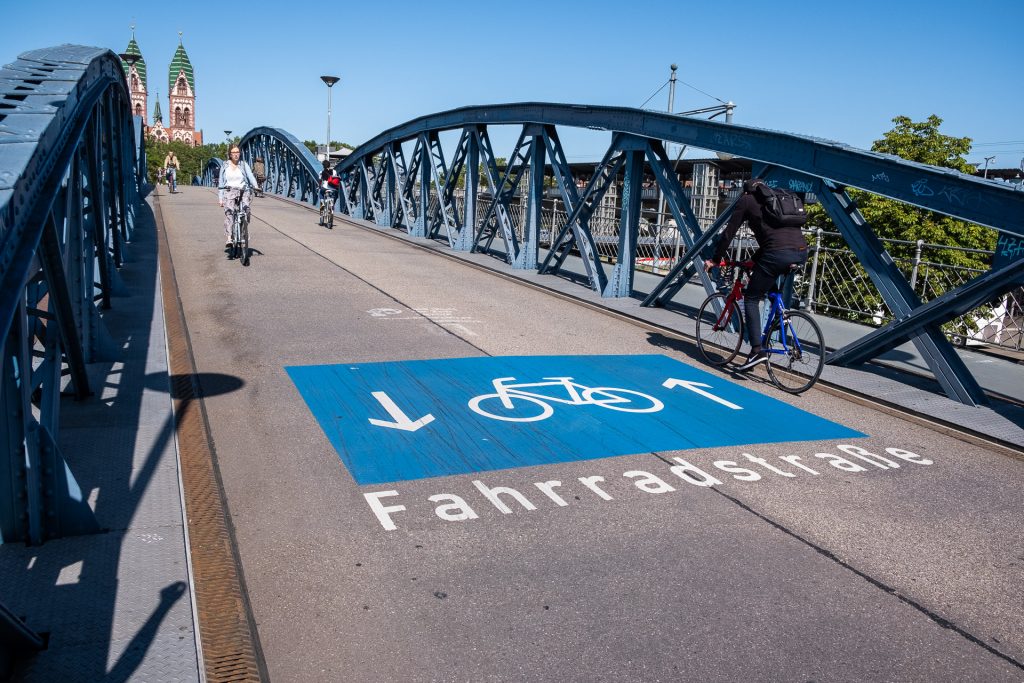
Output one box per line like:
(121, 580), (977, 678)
(155, 193), (266, 682)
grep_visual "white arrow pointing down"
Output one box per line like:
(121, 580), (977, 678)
(368, 391), (436, 432)
(662, 378), (743, 410)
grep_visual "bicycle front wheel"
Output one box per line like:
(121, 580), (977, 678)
(766, 311), (825, 394)
(696, 293), (744, 366)
(240, 215), (250, 266)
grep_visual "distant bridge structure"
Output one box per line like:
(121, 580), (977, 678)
(211, 105), (1024, 408)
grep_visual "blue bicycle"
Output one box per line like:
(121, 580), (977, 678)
(696, 259), (825, 394)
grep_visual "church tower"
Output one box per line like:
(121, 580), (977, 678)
(167, 33), (201, 145)
(120, 27), (147, 123)
(149, 93), (168, 142)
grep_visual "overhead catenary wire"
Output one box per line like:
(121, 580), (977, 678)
(638, 74), (729, 112)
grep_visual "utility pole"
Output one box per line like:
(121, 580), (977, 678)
(657, 64), (677, 271)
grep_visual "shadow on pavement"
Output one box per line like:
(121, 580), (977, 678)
(0, 196), (244, 680)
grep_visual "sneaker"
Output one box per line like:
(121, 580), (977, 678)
(736, 350), (768, 373)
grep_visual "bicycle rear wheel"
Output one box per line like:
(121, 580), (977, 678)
(696, 293), (744, 366)
(765, 310), (825, 394)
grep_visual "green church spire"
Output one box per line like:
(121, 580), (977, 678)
(168, 32), (195, 96)
(120, 24), (147, 88)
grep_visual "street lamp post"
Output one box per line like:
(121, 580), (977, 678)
(320, 75), (340, 162)
(983, 155), (996, 179)
(119, 52), (140, 116)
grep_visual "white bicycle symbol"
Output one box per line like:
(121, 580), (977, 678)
(468, 376), (664, 423)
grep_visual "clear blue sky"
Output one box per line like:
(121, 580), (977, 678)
(3, 0), (1021, 169)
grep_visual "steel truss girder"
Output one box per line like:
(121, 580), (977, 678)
(425, 130), (464, 247)
(0, 45), (144, 543)
(224, 127), (322, 208)
(816, 181), (988, 405)
(369, 154), (391, 226)
(642, 165), (800, 307)
(336, 103), (1023, 237)
(537, 126), (606, 292)
(388, 143), (417, 231)
(829, 258), (1024, 368)
(474, 127), (535, 264)
(240, 102), (1023, 406)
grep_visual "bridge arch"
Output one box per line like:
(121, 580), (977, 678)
(219, 104), (1024, 406)
(0, 45), (144, 543)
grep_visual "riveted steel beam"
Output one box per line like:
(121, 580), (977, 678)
(0, 45), (141, 543)
(336, 103), (1022, 237)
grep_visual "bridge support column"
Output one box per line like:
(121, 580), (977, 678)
(511, 129), (546, 270)
(603, 140), (645, 297)
(455, 131), (480, 252)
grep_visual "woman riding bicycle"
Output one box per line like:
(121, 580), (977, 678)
(705, 179), (808, 371)
(218, 145), (258, 257)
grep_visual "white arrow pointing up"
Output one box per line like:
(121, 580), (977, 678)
(368, 391), (436, 432)
(662, 378), (743, 410)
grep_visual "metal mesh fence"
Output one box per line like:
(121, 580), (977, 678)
(446, 185), (1021, 353)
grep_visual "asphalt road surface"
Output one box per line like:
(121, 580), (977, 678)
(160, 187), (1023, 682)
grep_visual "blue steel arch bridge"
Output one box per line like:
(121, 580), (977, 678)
(2, 44), (1023, 571)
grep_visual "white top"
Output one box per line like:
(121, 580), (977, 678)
(222, 163), (245, 189)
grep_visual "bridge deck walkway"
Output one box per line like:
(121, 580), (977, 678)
(6, 185), (1023, 681)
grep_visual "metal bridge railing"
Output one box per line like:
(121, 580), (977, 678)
(0, 45), (142, 547)
(222, 104), (1024, 405)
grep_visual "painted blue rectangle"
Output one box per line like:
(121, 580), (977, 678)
(285, 354), (864, 485)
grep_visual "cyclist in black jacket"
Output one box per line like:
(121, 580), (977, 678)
(705, 179), (809, 371)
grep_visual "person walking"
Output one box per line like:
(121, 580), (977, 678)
(252, 156), (266, 196)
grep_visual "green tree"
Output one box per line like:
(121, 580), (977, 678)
(303, 140), (355, 156)
(807, 114), (995, 269)
(803, 115), (997, 326)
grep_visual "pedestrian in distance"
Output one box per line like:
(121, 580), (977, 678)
(252, 156), (267, 196)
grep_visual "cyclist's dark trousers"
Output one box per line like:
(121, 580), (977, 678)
(744, 248), (807, 349)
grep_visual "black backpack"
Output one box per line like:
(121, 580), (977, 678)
(750, 181), (808, 229)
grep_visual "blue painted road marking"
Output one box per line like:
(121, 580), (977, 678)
(285, 354), (864, 485)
